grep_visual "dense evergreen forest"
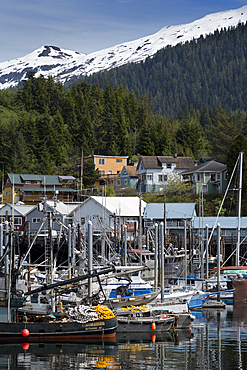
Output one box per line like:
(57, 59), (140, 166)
(1, 71), (247, 180)
(83, 22), (247, 117)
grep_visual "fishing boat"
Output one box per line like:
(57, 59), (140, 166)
(115, 307), (175, 334)
(0, 302), (118, 343)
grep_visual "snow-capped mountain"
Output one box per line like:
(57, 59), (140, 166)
(1, 5), (247, 89)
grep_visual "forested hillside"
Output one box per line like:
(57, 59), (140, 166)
(1, 71), (247, 183)
(83, 22), (247, 117)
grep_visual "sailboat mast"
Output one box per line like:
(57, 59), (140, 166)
(236, 151), (243, 266)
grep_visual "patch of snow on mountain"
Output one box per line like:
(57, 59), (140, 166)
(1, 6), (247, 89)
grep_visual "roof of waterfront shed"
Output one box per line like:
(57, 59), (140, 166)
(143, 203), (197, 220)
(85, 196), (146, 216)
(192, 217), (247, 229)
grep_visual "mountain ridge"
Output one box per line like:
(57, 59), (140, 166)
(1, 5), (247, 89)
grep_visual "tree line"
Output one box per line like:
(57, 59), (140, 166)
(0, 72), (247, 179)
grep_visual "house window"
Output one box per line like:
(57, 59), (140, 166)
(10, 217), (22, 225)
(99, 171), (105, 176)
(25, 181), (31, 184)
(32, 218), (41, 223)
(5, 191), (7, 196)
(98, 158), (105, 165)
(210, 173), (216, 182)
(217, 173), (221, 181)
(35, 181), (40, 185)
(108, 170), (112, 175)
(124, 179), (128, 185)
(158, 175), (163, 182)
(117, 171), (120, 174)
(167, 163), (172, 169)
(146, 174), (153, 180)
(116, 159), (122, 163)
(202, 185), (208, 193)
(197, 174), (200, 182)
(163, 175), (167, 181)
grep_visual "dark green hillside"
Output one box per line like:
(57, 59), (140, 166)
(83, 22), (247, 117)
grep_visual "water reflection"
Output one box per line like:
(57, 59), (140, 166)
(0, 306), (247, 369)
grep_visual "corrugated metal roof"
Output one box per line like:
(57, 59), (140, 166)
(20, 174), (43, 181)
(3, 204), (36, 216)
(19, 187), (77, 192)
(143, 203), (197, 219)
(7, 173), (63, 186)
(46, 200), (78, 215)
(90, 196), (146, 216)
(58, 176), (76, 180)
(192, 216), (247, 229)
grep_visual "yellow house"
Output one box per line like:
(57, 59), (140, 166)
(84, 155), (128, 187)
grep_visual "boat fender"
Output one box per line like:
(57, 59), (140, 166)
(151, 334), (156, 342)
(151, 322), (156, 331)
(22, 328), (29, 337)
(22, 342), (29, 351)
(158, 314), (167, 319)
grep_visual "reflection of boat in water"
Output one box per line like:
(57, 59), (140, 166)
(0, 341), (118, 356)
(233, 302), (247, 323)
(116, 330), (174, 343)
(116, 328), (193, 344)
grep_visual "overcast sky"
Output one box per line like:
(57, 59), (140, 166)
(0, 0), (246, 63)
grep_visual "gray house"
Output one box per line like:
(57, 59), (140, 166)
(26, 200), (79, 235)
(182, 160), (228, 194)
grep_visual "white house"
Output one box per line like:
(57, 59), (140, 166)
(137, 155), (195, 193)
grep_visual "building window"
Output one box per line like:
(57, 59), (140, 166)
(32, 218), (41, 223)
(217, 173), (221, 181)
(117, 171), (120, 174)
(158, 175), (163, 182)
(116, 159), (122, 162)
(25, 181), (31, 184)
(108, 170), (112, 175)
(167, 163), (171, 169)
(146, 174), (153, 180)
(210, 173), (216, 182)
(163, 175), (167, 181)
(124, 179), (128, 185)
(10, 217), (22, 225)
(197, 174), (200, 182)
(202, 185), (208, 193)
(98, 158), (105, 165)
(99, 170), (105, 176)
(5, 191), (7, 196)
(35, 181), (40, 185)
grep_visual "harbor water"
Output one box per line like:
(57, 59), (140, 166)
(0, 304), (247, 369)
